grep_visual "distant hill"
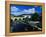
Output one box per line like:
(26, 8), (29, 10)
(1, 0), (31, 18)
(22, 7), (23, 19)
(11, 12), (42, 17)
(11, 14), (33, 17)
(10, 14), (16, 17)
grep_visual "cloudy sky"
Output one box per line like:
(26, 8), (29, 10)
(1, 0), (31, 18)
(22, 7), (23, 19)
(10, 4), (42, 16)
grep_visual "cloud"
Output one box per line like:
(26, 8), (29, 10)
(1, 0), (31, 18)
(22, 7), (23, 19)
(11, 6), (20, 12)
(23, 9), (28, 12)
(11, 11), (24, 16)
(22, 8), (35, 14)
(11, 6), (35, 16)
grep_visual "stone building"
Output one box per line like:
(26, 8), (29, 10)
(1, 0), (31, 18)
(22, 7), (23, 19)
(11, 14), (32, 21)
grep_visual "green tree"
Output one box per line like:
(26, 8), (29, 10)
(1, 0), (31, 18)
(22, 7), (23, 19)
(31, 12), (39, 21)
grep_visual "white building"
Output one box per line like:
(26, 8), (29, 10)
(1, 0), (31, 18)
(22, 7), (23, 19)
(22, 14), (31, 18)
(11, 14), (32, 21)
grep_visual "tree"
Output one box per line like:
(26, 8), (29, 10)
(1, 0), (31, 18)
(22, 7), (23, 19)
(39, 13), (42, 28)
(31, 12), (39, 21)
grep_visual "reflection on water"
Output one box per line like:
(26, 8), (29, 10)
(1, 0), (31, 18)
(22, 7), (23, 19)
(10, 20), (42, 32)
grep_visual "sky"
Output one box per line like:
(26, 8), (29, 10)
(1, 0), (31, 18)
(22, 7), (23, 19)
(10, 4), (42, 16)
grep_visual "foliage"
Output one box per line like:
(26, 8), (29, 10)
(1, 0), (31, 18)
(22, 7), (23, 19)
(31, 12), (39, 21)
